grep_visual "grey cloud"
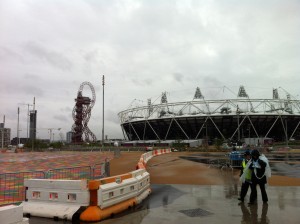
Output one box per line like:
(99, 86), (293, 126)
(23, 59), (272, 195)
(53, 114), (68, 122)
(23, 42), (72, 70)
(203, 76), (223, 87)
(173, 72), (184, 83)
(1, 0), (299, 139)
(84, 50), (99, 62)
(105, 109), (120, 124)
(21, 85), (44, 97)
(24, 73), (41, 81)
(0, 47), (24, 62)
(131, 77), (154, 86)
(60, 107), (72, 113)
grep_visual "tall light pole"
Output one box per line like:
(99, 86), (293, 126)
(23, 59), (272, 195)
(1, 115), (5, 148)
(31, 97), (35, 151)
(102, 75), (105, 149)
(48, 128), (61, 143)
(17, 107), (20, 145)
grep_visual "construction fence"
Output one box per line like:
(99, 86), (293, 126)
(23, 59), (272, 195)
(0, 162), (110, 206)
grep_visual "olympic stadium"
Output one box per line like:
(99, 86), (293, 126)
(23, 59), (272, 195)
(118, 86), (300, 145)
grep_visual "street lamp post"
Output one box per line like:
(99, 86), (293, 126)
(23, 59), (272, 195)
(1, 115), (5, 148)
(17, 107), (20, 145)
(102, 75), (105, 150)
(48, 128), (61, 143)
(31, 97), (35, 151)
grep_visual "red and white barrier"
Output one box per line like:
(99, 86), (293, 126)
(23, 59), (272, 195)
(80, 148), (171, 222)
(97, 169), (150, 209)
(22, 179), (89, 220)
(20, 148), (172, 222)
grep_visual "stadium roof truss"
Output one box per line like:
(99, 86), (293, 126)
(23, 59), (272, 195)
(118, 98), (300, 140)
(118, 97), (300, 142)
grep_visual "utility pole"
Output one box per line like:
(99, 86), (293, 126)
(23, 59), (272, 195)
(32, 97), (35, 151)
(237, 105), (240, 143)
(49, 129), (53, 142)
(102, 75), (105, 150)
(1, 115), (5, 148)
(17, 107), (20, 145)
(48, 128), (61, 143)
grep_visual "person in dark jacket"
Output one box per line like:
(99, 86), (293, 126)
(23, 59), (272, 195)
(248, 149), (268, 204)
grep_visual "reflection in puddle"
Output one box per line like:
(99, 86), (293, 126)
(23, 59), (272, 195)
(240, 203), (269, 224)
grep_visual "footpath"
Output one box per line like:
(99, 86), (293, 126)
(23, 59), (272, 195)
(110, 151), (300, 186)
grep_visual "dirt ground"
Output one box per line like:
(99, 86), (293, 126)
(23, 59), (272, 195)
(110, 151), (300, 186)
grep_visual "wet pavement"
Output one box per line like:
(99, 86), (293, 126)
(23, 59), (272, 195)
(23, 152), (300, 223)
(29, 184), (300, 224)
(180, 154), (300, 178)
(271, 163), (300, 178)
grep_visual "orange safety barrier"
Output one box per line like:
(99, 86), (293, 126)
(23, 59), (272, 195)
(136, 157), (146, 170)
(99, 173), (133, 185)
(136, 161), (145, 170)
(80, 198), (136, 222)
(86, 173), (134, 207)
(80, 173), (134, 222)
(80, 148), (171, 222)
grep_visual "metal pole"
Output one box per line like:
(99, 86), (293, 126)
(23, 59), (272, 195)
(237, 105), (240, 143)
(32, 97), (35, 151)
(205, 124), (208, 149)
(17, 107), (20, 145)
(1, 115), (4, 148)
(102, 75), (105, 149)
(237, 115), (240, 142)
(286, 119), (288, 146)
(27, 104), (29, 140)
(49, 129), (52, 143)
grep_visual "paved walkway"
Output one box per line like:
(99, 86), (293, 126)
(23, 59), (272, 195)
(30, 184), (300, 224)
(100, 184), (300, 224)
(27, 151), (300, 223)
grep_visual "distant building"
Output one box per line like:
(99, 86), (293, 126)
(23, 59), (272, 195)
(66, 131), (74, 143)
(11, 137), (28, 146)
(29, 110), (37, 140)
(0, 123), (11, 148)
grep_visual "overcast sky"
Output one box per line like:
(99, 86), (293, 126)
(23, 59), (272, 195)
(1, 0), (300, 141)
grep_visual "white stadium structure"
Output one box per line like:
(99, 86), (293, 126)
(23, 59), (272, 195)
(118, 86), (300, 145)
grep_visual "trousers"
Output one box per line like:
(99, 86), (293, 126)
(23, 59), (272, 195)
(240, 181), (251, 200)
(250, 181), (268, 203)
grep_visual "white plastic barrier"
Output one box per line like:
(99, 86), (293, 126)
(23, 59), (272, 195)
(0, 205), (29, 224)
(98, 169), (150, 209)
(142, 151), (153, 164)
(22, 179), (89, 220)
(19, 148), (172, 222)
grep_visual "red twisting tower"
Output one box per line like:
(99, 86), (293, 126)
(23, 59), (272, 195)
(71, 82), (97, 143)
